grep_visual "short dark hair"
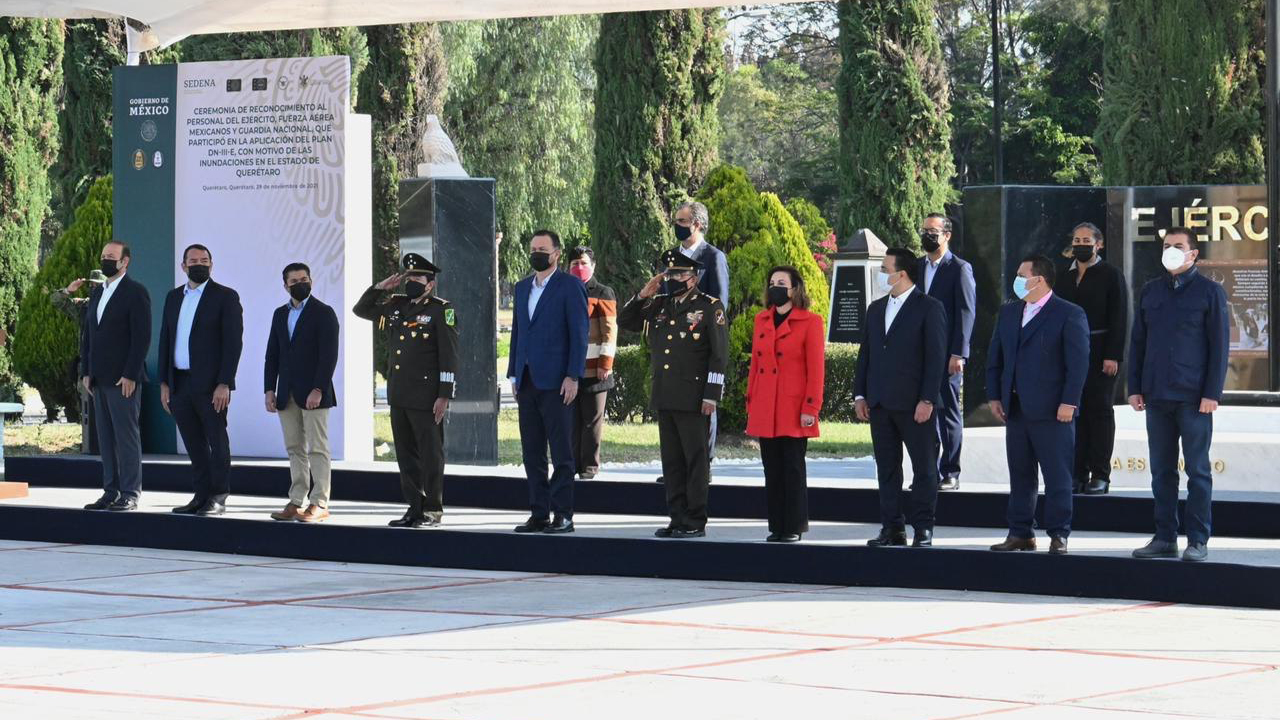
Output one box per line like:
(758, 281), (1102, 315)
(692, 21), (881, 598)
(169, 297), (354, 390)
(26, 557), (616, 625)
(762, 265), (811, 310)
(1162, 226), (1199, 251)
(282, 262), (311, 283)
(107, 240), (131, 259)
(886, 247), (920, 285)
(925, 213), (953, 233)
(1021, 253), (1056, 288)
(182, 243), (212, 263)
(567, 246), (594, 263)
(531, 229), (561, 249)
(1072, 222), (1103, 243)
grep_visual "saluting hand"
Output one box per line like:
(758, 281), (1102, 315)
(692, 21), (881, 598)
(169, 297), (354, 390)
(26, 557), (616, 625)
(65, 278), (86, 294)
(638, 274), (664, 299)
(375, 273), (404, 291)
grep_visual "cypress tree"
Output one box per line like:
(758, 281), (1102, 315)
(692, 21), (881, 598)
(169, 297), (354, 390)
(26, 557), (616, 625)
(591, 10), (726, 294)
(1096, 0), (1264, 185)
(0, 18), (64, 401)
(835, 0), (953, 249)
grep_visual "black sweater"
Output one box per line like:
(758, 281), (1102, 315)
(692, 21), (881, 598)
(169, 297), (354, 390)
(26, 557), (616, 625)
(1055, 259), (1127, 362)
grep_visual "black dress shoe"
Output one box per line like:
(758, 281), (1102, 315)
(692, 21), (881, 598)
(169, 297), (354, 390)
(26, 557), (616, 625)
(671, 527), (705, 538)
(195, 500), (226, 516)
(939, 475), (960, 491)
(775, 533), (801, 543)
(867, 529), (908, 547)
(84, 493), (118, 510)
(515, 517), (550, 533)
(578, 471), (597, 480)
(912, 528), (934, 547)
(106, 497), (137, 512)
(389, 515), (425, 528)
(1049, 536), (1068, 555)
(1072, 478), (1088, 494)
(656, 527), (675, 538)
(765, 532), (782, 542)
(171, 499), (204, 514)
(655, 475), (664, 483)
(1083, 477), (1110, 495)
(543, 516), (575, 534)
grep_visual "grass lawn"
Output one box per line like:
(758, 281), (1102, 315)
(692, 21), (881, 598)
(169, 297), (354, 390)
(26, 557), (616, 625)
(375, 409), (871, 465)
(3, 422), (82, 457)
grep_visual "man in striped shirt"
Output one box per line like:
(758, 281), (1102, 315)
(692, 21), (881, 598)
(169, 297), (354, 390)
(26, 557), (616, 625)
(567, 247), (617, 479)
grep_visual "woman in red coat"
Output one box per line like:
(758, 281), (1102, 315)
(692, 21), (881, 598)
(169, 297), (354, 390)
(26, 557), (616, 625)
(745, 266), (825, 542)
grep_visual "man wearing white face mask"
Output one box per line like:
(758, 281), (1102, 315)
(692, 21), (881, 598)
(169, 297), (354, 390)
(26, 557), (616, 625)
(1128, 227), (1229, 563)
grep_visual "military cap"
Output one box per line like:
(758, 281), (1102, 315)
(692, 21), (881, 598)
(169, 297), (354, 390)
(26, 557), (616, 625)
(657, 248), (701, 272)
(402, 253), (441, 274)
(88, 269), (108, 284)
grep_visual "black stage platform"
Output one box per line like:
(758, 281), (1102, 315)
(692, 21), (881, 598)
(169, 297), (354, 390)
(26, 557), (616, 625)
(3, 455), (1279, 610)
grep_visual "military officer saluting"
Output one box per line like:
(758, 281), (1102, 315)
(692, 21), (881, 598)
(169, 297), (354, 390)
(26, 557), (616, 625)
(353, 253), (459, 528)
(619, 249), (728, 538)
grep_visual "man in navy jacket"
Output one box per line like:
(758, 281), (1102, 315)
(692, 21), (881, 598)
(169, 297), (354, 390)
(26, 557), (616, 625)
(986, 254), (1089, 555)
(918, 213), (976, 491)
(507, 230), (589, 534)
(1128, 227), (1229, 563)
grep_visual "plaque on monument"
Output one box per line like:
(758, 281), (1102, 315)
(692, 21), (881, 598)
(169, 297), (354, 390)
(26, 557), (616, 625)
(828, 264), (869, 343)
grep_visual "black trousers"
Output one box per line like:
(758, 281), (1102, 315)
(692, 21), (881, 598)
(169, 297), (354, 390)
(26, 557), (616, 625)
(658, 409), (710, 530)
(573, 389), (607, 475)
(517, 369), (576, 520)
(1074, 357), (1118, 481)
(870, 405), (940, 531)
(390, 405), (445, 518)
(760, 436), (809, 534)
(171, 370), (231, 503)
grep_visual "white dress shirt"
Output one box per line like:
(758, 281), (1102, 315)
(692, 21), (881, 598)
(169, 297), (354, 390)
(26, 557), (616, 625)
(96, 272), (125, 323)
(528, 269), (554, 320)
(679, 238), (704, 258)
(884, 287), (910, 332)
(174, 281), (208, 370)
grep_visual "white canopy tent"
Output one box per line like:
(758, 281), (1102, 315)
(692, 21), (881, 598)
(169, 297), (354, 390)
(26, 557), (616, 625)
(1, 1), (798, 59)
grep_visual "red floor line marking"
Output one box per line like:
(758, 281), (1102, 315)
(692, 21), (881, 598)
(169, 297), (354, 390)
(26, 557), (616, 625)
(0, 682), (311, 713)
(301, 602), (568, 621)
(898, 600), (1174, 642)
(10, 563), (239, 588)
(659, 670), (1033, 708)
(0, 601), (255, 631)
(37, 546), (288, 566)
(586, 616), (886, 642)
(915, 637), (1279, 669)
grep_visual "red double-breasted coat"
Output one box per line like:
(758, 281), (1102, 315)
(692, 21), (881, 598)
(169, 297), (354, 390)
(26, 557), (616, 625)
(745, 307), (826, 438)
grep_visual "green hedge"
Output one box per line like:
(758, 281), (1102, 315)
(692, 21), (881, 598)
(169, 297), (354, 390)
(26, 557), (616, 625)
(606, 342), (859, 426)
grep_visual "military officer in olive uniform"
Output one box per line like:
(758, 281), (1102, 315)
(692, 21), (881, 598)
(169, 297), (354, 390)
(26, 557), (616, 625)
(619, 249), (728, 538)
(353, 253), (459, 528)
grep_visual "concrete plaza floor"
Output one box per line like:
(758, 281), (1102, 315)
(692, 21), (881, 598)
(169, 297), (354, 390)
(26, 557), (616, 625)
(2, 498), (1280, 719)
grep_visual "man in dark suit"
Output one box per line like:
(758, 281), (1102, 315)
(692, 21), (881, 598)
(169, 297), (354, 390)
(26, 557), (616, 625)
(507, 230), (589, 534)
(80, 241), (152, 511)
(265, 262), (339, 523)
(855, 248), (948, 547)
(918, 213), (976, 491)
(158, 244), (244, 517)
(986, 254), (1089, 555)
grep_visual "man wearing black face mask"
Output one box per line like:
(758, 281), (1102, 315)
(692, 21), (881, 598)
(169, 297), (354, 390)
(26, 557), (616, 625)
(1056, 222), (1127, 495)
(355, 253), (458, 528)
(265, 262), (340, 522)
(158, 244), (244, 516)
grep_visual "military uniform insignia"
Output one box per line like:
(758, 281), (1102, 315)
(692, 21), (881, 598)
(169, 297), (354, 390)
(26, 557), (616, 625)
(715, 309), (726, 326)
(680, 331), (687, 338)
(444, 308), (456, 326)
(693, 333), (701, 340)
(685, 310), (704, 328)
(415, 314), (432, 324)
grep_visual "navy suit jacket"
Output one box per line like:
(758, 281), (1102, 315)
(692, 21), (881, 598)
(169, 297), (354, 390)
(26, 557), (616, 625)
(853, 288), (947, 412)
(985, 294), (1089, 421)
(80, 273), (152, 383)
(264, 296), (339, 409)
(507, 269), (589, 391)
(920, 252), (977, 359)
(689, 241), (730, 307)
(158, 279), (244, 393)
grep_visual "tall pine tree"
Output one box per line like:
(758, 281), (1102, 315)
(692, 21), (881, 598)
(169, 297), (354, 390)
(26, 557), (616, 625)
(0, 18), (64, 401)
(835, 0), (953, 249)
(590, 10), (726, 293)
(1096, 0), (1264, 185)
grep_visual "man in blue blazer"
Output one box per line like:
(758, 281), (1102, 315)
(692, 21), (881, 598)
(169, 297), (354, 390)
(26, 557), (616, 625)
(674, 201), (729, 462)
(985, 254), (1089, 555)
(507, 230), (589, 534)
(919, 213), (976, 491)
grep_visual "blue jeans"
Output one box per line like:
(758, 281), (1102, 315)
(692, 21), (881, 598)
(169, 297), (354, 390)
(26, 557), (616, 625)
(1145, 400), (1213, 545)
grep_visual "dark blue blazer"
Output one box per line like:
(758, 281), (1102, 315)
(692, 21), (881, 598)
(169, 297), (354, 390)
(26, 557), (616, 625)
(158, 279), (244, 393)
(507, 269), (589, 391)
(853, 288), (947, 412)
(985, 294), (1090, 421)
(689, 241), (730, 308)
(80, 273), (152, 383)
(264, 296), (339, 409)
(920, 252), (977, 359)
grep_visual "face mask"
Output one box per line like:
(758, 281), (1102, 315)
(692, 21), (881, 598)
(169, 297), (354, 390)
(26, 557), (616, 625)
(529, 251), (552, 272)
(674, 224), (694, 243)
(1072, 246), (1095, 263)
(1161, 246), (1189, 271)
(920, 232), (942, 254)
(663, 277), (690, 296)
(569, 265), (592, 283)
(288, 282), (311, 302)
(767, 285), (791, 307)
(186, 265), (210, 284)
(404, 280), (427, 299)
(876, 271), (894, 292)
(1013, 276), (1032, 300)
(100, 259), (118, 277)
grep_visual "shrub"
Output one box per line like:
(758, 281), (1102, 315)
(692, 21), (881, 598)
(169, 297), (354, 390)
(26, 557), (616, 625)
(13, 176), (113, 420)
(785, 196), (834, 274)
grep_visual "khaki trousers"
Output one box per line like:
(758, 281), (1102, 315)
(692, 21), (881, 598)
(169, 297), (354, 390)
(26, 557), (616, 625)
(277, 398), (332, 508)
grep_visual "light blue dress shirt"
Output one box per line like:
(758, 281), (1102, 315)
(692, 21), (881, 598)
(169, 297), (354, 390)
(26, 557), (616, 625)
(529, 269), (555, 320)
(174, 280), (207, 370)
(287, 296), (309, 340)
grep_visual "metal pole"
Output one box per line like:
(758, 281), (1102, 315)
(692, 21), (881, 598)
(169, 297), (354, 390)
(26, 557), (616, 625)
(991, 0), (1003, 184)
(1268, 0), (1279, 390)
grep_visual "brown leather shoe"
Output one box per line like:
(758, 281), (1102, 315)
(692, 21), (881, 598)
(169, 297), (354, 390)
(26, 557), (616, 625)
(990, 535), (1037, 552)
(1049, 536), (1068, 555)
(270, 503), (303, 521)
(297, 505), (330, 523)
